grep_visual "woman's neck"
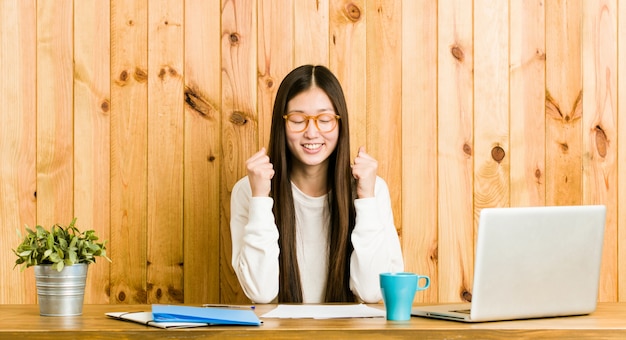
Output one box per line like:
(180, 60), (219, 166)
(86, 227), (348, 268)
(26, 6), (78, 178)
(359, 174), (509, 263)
(290, 163), (329, 197)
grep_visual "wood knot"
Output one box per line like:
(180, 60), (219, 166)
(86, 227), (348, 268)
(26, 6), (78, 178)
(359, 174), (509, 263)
(117, 291), (126, 302)
(230, 111), (248, 125)
(134, 67), (148, 83)
(184, 85), (212, 117)
(535, 168), (542, 180)
(560, 142), (569, 152)
(208, 155), (216, 162)
(491, 146), (505, 163)
(595, 125), (607, 157)
(266, 78), (274, 88)
(119, 70), (129, 82)
(168, 286), (184, 302)
(536, 48), (546, 60)
(101, 100), (110, 113)
(229, 33), (240, 45)
(345, 3), (361, 22)
(155, 288), (163, 299)
(462, 143), (472, 156)
(430, 245), (438, 263)
(451, 45), (465, 62)
(462, 290), (472, 302)
(156, 66), (180, 80)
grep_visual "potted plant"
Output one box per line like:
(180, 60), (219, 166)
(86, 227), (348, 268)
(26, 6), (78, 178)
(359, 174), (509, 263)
(13, 218), (111, 316)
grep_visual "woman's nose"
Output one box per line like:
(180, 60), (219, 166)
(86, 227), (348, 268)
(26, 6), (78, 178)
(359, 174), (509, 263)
(303, 118), (319, 137)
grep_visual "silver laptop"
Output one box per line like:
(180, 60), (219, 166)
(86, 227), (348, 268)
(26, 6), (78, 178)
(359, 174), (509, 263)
(412, 205), (606, 322)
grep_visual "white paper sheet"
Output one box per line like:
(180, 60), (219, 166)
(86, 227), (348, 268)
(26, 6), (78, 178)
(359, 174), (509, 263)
(261, 304), (386, 319)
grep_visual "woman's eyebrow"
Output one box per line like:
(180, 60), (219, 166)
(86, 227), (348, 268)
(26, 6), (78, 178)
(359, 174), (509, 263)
(287, 108), (335, 114)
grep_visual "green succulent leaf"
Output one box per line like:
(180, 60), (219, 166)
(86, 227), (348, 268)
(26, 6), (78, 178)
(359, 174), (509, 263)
(42, 249), (52, 260)
(53, 261), (64, 272)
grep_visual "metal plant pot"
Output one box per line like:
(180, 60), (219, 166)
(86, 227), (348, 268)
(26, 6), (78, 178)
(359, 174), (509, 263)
(34, 263), (88, 316)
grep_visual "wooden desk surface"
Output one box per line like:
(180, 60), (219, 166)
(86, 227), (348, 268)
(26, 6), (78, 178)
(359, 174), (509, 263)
(1, 303), (626, 339)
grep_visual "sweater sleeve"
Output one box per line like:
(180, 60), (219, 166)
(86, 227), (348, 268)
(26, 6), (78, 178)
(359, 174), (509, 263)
(230, 177), (280, 303)
(349, 177), (405, 303)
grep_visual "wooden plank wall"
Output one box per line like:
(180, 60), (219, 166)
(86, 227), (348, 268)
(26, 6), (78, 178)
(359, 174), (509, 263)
(0, 0), (624, 305)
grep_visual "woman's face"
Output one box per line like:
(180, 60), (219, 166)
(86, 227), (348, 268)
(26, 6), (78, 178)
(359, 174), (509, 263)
(285, 86), (339, 170)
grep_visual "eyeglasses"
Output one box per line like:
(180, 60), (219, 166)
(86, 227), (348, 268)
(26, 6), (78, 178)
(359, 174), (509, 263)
(283, 113), (341, 133)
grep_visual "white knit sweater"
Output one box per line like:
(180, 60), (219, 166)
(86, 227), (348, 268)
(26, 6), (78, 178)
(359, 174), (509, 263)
(230, 176), (404, 303)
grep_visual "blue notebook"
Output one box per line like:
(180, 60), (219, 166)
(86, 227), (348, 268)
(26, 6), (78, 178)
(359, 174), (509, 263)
(151, 305), (261, 326)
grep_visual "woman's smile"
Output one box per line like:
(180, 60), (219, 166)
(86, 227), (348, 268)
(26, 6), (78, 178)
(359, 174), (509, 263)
(302, 143), (324, 152)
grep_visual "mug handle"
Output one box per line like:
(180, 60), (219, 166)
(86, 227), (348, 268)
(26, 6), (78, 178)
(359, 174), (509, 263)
(416, 275), (430, 290)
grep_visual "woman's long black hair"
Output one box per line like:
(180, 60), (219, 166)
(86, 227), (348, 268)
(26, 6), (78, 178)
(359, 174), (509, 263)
(267, 65), (356, 302)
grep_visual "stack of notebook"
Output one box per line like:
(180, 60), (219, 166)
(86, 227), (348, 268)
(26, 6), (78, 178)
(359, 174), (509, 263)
(107, 304), (261, 329)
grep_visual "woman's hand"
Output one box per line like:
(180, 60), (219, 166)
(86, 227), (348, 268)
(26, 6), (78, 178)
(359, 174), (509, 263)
(351, 146), (377, 198)
(246, 147), (275, 197)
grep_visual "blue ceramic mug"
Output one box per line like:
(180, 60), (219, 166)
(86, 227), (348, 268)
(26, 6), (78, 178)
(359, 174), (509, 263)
(380, 272), (430, 321)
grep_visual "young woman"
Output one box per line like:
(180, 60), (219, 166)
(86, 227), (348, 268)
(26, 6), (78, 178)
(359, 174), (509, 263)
(230, 65), (404, 303)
